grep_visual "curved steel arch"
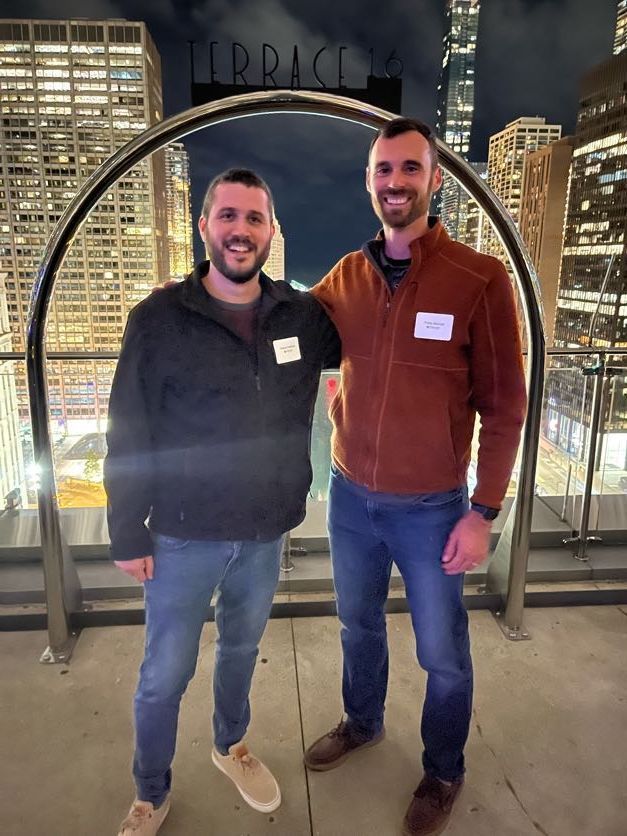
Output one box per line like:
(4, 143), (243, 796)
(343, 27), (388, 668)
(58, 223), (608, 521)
(27, 90), (544, 659)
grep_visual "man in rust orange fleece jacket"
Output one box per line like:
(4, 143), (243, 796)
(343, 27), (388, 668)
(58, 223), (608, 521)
(304, 118), (527, 836)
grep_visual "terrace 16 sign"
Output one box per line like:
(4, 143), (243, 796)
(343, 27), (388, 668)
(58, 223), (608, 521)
(190, 41), (403, 113)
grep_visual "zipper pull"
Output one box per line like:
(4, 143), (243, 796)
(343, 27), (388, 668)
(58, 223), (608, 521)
(255, 374), (261, 391)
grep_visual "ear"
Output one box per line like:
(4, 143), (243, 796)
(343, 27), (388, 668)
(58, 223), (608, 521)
(365, 166), (371, 194)
(198, 215), (207, 241)
(431, 165), (443, 194)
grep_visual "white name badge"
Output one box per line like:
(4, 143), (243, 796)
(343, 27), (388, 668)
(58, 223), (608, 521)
(273, 336), (302, 364)
(414, 312), (454, 341)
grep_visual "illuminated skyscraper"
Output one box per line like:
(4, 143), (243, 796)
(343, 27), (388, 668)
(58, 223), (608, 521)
(435, 0), (481, 236)
(554, 51), (627, 350)
(546, 50), (627, 459)
(485, 117), (562, 262)
(615, 0), (627, 54)
(263, 217), (285, 281)
(456, 161), (487, 250)
(165, 142), (193, 281)
(0, 19), (168, 430)
(0, 273), (25, 504)
(519, 137), (574, 345)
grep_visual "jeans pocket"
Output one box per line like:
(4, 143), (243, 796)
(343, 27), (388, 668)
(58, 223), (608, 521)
(151, 531), (190, 551)
(416, 487), (464, 508)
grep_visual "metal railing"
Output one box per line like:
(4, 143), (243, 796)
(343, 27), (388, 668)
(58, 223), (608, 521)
(17, 89), (544, 660)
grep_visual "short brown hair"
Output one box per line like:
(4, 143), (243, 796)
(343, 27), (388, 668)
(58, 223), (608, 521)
(369, 118), (438, 171)
(201, 167), (274, 219)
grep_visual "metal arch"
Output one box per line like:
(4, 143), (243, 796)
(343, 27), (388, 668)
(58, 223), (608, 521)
(27, 89), (544, 658)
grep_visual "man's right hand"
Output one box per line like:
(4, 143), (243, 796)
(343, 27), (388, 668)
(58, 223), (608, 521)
(114, 556), (154, 582)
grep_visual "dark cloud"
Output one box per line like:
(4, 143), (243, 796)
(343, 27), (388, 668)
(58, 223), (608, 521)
(1, 0), (618, 281)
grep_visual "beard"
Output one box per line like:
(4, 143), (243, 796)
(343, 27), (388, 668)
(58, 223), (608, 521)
(371, 184), (433, 229)
(207, 233), (272, 284)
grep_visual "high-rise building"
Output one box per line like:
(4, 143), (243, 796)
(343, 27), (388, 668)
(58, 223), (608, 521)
(484, 117), (562, 262)
(436, 0), (480, 156)
(263, 217), (285, 281)
(435, 0), (481, 236)
(0, 273), (25, 505)
(554, 52), (627, 350)
(165, 142), (193, 281)
(519, 137), (575, 345)
(547, 49), (627, 460)
(0, 19), (168, 432)
(615, 0), (627, 54)
(456, 161), (487, 250)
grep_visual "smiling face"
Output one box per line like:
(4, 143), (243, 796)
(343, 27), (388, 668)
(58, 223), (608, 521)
(198, 182), (275, 284)
(366, 130), (442, 232)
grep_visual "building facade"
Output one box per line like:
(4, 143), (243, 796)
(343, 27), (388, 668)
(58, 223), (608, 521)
(615, 0), (627, 54)
(435, 0), (481, 237)
(165, 142), (193, 281)
(455, 161), (487, 250)
(0, 19), (168, 433)
(263, 217), (285, 281)
(519, 137), (574, 345)
(0, 273), (25, 505)
(484, 117), (562, 263)
(547, 50), (627, 462)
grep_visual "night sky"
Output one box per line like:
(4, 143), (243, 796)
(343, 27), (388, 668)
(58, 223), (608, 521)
(2, 0), (619, 285)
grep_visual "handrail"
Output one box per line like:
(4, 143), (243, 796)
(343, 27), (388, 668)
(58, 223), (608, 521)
(7, 346), (627, 362)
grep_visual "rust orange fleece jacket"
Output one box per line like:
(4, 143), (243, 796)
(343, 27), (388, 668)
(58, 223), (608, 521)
(312, 220), (527, 509)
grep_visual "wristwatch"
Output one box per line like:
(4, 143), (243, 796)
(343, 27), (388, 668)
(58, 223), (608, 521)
(470, 503), (499, 521)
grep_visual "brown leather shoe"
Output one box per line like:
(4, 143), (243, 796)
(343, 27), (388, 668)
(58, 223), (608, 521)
(303, 720), (385, 771)
(402, 774), (463, 835)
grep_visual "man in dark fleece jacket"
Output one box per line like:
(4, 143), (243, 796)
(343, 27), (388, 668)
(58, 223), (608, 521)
(303, 119), (527, 836)
(105, 168), (339, 836)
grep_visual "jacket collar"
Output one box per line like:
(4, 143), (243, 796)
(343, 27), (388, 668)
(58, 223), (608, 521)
(367, 216), (450, 272)
(181, 261), (291, 318)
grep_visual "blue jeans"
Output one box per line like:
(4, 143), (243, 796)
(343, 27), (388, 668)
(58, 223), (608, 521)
(132, 532), (283, 806)
(328, 467), (473, 783)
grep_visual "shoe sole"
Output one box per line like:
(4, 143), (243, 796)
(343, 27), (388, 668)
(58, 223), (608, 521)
(304, 728), (386, 772)
(211, 749), (282, 813)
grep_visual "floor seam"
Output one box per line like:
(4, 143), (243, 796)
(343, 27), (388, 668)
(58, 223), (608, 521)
(289, 616), (315, 836)
(473, 709), (550, 836)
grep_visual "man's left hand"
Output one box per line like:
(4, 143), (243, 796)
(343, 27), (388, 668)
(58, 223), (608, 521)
(441, 510), (492, 575)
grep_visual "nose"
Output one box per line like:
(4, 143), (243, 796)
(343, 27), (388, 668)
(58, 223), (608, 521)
(386, 167), (407, 190)
(230, 222), (251, 240)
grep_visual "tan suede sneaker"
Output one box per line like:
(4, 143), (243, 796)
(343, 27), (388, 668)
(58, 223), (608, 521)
(117, 796), (170, 836)
(212, 742), (281, 813)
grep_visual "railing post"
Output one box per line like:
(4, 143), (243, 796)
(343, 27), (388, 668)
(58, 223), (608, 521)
(27, 344), (82, 663)
(280, 531), (295, 573)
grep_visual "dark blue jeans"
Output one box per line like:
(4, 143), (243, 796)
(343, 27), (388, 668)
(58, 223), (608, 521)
(328, 467), (473, 783)
(132, 533), (283, 806)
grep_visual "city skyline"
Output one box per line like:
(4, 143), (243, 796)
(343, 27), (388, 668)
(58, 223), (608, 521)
(0, 3), (623, 502)
(0, 0), (617, 284)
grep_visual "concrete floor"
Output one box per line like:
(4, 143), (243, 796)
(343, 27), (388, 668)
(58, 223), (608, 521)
(1, 606), (626, 836)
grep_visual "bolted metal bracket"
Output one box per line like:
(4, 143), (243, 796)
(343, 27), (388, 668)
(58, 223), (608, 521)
(563, 534), (603, 562)
(39, 630), (80, 664)
(493, 611), (531, 641)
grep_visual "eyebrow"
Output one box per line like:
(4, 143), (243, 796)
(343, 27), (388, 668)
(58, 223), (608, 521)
(374, 158), (423, 167)
(217, 206), (265, 217)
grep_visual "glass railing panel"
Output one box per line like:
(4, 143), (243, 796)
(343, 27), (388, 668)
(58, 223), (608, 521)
(590, 368), (627, 536)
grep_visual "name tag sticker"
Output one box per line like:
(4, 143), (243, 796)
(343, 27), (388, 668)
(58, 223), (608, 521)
(273, 336), (301, 364)
(414, 312), (454, 341)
